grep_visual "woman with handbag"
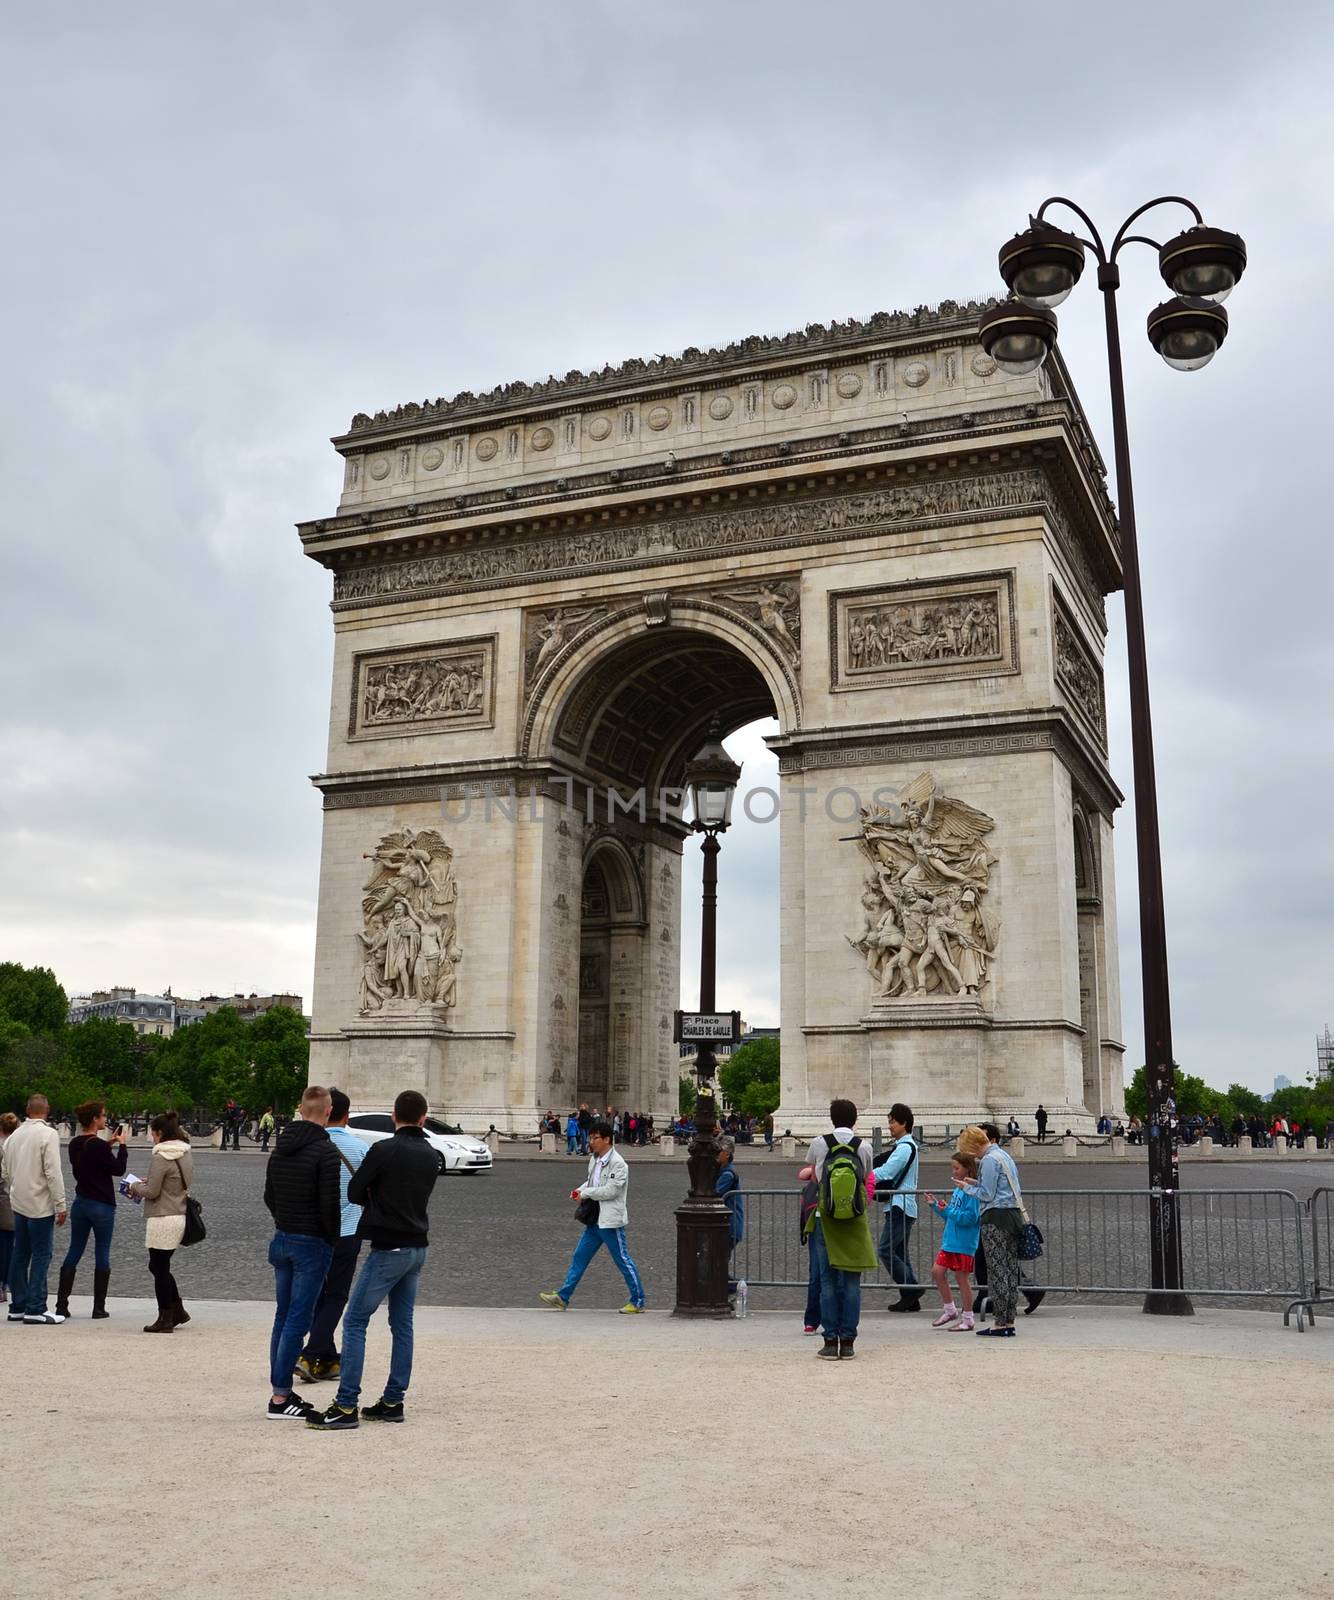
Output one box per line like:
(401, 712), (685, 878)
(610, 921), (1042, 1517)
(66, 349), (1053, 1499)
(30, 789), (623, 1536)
(957, 1123), (1025, 1338)
(128, 1112), (194, 1333)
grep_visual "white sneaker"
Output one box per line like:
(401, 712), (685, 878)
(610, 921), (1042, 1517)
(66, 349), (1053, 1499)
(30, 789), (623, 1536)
(23, 1312), (67, 1325)
(931, 1306), (959, 1328)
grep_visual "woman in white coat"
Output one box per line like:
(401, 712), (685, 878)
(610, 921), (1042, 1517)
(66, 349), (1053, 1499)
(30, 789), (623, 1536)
(129, 1112), (194, 1333)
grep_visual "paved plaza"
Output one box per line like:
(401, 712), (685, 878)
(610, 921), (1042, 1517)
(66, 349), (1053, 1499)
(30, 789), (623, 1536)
(9, 1299), (1333, 1600)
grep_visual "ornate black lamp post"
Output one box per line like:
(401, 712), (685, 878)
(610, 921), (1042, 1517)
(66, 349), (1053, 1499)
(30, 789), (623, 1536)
(981, 199), (1246, 1315)
(673, 722), (742, 1317)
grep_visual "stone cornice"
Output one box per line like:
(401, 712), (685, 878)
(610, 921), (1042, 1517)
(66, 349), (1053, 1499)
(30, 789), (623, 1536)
(302, 399), (1116, 556)
(338, 300), (1003, 441)
(322, 457), (1115, 628)
(768, 706), (1124, 816)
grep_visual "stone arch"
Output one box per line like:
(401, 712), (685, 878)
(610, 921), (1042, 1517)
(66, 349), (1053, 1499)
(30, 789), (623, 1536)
(581, 831), (646, 925)
(523, 602), (796, 791)
(1072, 805), (1100, 899)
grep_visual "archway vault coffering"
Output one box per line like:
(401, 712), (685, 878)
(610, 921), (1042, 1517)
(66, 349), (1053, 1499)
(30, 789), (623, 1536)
(522, 604), (795, 794)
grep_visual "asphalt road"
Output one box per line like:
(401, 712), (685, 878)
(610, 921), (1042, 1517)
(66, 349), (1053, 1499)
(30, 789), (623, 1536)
(55, 1149), (1332, 1314)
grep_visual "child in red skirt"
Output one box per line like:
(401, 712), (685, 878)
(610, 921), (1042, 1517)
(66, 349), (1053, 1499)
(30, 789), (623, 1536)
(924, 1151), (982, 1330)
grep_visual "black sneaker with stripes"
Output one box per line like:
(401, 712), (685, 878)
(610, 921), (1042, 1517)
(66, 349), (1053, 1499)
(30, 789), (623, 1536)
(267, 1394), (317, 1421)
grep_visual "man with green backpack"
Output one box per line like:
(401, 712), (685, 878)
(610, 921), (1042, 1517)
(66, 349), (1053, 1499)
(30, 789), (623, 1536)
(804, 1098), (878, 1360)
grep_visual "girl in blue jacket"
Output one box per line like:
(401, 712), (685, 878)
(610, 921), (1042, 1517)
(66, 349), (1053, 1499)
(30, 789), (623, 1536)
(924, 1151), (982, 1330)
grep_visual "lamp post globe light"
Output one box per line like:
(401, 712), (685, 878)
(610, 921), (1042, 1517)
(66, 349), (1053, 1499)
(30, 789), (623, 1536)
(981, 196), (1248, 1317)
(673, 722), (742, 1318)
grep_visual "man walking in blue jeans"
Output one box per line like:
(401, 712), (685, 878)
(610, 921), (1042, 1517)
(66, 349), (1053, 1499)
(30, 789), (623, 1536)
(263, 1084), (340, 1420)
(307, 1088), (440, 1430)
(873, 1102), (923, 1312)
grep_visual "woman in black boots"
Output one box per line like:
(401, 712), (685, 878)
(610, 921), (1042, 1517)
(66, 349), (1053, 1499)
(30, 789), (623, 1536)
(128, 1112), (193, 1333)
(56, 1101), (128, 1319)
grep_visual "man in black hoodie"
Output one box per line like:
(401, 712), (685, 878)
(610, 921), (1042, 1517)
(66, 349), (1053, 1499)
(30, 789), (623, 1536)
(263, 1084), (340, 1421)
(307, 1088), (439, 1430)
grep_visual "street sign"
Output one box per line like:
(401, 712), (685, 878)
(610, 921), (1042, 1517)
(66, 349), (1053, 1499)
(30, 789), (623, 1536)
(674, 1010), (741, 1044)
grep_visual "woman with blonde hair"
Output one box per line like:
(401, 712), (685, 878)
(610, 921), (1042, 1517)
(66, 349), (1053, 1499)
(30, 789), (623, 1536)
(956, 1122), (1025, 1337)
(128, 1111), (193, 1333)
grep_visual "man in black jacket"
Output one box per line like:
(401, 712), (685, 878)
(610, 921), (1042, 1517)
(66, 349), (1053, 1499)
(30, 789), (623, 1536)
(263, 1084), (340, 1421)
(308, 1088), (439, 1430)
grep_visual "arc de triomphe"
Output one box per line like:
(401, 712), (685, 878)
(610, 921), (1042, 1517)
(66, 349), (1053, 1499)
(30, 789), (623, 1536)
(298, 302), (1125, 1133)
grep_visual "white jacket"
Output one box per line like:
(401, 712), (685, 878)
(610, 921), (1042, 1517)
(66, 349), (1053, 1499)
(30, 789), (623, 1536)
(575, 1146), (630, 1229)
(0, 1118), (66, 1218)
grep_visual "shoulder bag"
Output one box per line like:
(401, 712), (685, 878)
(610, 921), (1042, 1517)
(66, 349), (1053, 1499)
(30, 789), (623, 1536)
(180, 1162), (206, 1248)
(1015, 1193), (1043, 1261)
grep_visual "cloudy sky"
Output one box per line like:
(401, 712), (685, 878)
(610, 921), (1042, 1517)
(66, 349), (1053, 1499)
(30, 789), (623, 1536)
(3, 2), (1331, 1094)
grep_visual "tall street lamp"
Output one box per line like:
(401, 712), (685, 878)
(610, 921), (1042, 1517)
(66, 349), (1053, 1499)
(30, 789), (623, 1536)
(980, 198), (1247, 1316)
(673, 722), (742, 1318)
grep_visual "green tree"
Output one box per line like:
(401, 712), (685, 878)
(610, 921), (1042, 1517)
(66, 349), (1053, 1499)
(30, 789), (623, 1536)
(158, 1007), (251, 1111)
(678, 1073), (697, 1117)
(0, 1011), (33, 1113)
(64, 1017), (141, 1089)
(718, 1036), (781, 1121)
(1226, 1082), (1266, 1120)
(0, 962), (68, 1036)
(248, 1005), (309, 1114)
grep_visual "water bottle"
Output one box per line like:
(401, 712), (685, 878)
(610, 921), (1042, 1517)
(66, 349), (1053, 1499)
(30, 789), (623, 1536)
(736, 1279), (749, 1318)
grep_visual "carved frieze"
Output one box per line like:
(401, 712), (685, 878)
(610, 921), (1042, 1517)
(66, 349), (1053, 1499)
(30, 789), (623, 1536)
(523, 604), (609, 694)
(357, 828), (461, 1015)
(334, 466), (1092, 613)
(846, 772), (1000, 1002)
(703, 578), (800, 662)
(830, 572), (1016, 692)
(350, 638), (495, 740)
(1052, 596), (1106, 748)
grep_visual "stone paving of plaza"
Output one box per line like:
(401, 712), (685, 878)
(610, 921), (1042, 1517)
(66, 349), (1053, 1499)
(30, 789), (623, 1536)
(8, 1299), (1333, 1600)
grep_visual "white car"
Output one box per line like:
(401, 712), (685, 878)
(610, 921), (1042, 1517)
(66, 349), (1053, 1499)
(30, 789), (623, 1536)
(346, 1112), (493, 1175)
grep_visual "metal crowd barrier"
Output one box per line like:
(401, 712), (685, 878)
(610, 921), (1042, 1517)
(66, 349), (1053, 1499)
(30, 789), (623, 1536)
(736, 1187), (1315, 1319)
(1285, 1186), (1333, 1331)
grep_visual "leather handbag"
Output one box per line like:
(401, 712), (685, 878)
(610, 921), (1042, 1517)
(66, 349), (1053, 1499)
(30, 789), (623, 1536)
(180, 1169), (206, 1248)
(574, 1196), (600, 1227)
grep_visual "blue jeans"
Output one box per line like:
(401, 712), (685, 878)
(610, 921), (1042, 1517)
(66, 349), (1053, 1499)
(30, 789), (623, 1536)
(878, 1207), (920, 1298)
(804, 1239), (822, 1327)
(269, 1231), (334, 1394)
(11, 1213), (55, 1316)
(566, 1133), (578, 1155)
(0, 1228), (12, 1290)
(558, 1225), (644, 1307)
(336, 1246), (427, 1408)
(810, 1223), (860, 1341)
(63, 1197), (116, 1273)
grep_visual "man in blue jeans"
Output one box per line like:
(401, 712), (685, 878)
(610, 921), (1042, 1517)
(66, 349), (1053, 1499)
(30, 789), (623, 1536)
(307, 1088), (440, 1430)
(538, 1120), (645, 1314)
(2, 1094), (68, 1325)
(873, 1102), (923, 1312)
(262, 1084), (341, 1420)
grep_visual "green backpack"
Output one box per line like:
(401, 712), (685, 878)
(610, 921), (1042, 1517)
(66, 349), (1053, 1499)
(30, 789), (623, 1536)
(820, 1134), (865, 1222)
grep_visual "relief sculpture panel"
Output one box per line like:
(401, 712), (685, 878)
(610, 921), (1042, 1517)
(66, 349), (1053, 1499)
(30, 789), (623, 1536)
(1052, 596), (1107, 748)
(829, 572), (1016, 691)
(350, 637), (495, 738)
(357, 828), (461, 1015)
(846, 773), (1000, 1002)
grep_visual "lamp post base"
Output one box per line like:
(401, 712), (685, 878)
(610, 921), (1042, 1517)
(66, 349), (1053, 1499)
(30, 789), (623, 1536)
(1141, 1289), (1195, 1316)
(673, 1199), (734, 1318)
